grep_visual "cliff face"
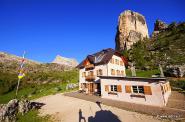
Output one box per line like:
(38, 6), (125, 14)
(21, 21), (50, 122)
(52, 55), (78, 68)
(115, 10), (149, 51)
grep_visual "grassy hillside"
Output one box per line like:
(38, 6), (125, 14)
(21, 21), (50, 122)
(0, 69), (79, 104)
(126, 22), (185, 70)
(126, 69), (160, 77)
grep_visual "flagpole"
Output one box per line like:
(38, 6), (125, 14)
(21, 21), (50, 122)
(15, 51), (26, 98)
(15, 78), (21, 97)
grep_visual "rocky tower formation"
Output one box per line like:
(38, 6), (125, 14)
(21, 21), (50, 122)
(115, 10), (149, 51)
(152, 19), (168, 37)
(52, 55), (78, 68)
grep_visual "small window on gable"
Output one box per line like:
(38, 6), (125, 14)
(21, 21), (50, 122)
(111, 69), (115, 75)
(115, 59), (119, 65)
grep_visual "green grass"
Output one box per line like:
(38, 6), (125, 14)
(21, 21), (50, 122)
(170, 80), (185, 92)
(16, 110), (52, 122)
(0, 81), (78, 104)
(126, 69), (160, 77)
(0, 69), (79, 122)
(0, 70), (79, 104)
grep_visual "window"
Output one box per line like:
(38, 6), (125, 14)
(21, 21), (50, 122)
(132, 86), (144, 94)
(88, 71), (94, 76)
(111, 85), (117, 92)
(121, 70), (124, 76)
(97, 69), (103, 76)
(111, 69), (115, 75)
(115, 59), (119, 65)
(116, 70), (120, 76)
(99, 69), (103, 75)
(120, 61), (123, 66)
(82, 72), (86, 77)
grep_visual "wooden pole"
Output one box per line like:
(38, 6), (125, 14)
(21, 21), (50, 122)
(15, 78), (21, 97)
(131, 63), (136, 77)
(159, 64), (164, 77)
(15, 51), (26, 98)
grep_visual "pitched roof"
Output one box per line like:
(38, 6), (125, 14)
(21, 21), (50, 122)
(77, 48), (127, 69)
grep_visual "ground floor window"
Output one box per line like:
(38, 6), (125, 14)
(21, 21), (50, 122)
(125, 85), (152, 95)
(132, 86), (144, 94)
(111, 85), (117, 92)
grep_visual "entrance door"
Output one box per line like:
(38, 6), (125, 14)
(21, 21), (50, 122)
(89, 83), (94, 94)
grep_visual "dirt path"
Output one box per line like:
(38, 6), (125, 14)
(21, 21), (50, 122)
(35, 94), (169, 122)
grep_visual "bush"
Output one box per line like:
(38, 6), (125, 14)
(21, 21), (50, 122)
(170, 80), (185, 91)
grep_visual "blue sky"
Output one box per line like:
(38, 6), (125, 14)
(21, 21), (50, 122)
(0, 0), (185, 63)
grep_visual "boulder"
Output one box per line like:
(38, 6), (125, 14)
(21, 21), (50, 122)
(66, 83), (79, 90)
(0, 99), (19, 122)
(0, 99), (45, 122)
(165, 65), (185, 77)
(18, 100), (31, 115)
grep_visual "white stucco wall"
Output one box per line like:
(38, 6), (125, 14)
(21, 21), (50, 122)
(101, 79), (170, 107)
(79, 64), (107, 90)
(79, 54), (126, 89)
(107, 55), (126, 77)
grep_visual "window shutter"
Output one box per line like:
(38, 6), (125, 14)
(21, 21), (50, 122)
(166, 84), (169, 91)
(168, 83), (171, 91)
(125, 85), (131, 93)
(105, 85), (109, 92)
(144, 86), (152, 95)
(164, 85), (166, 93)
(117, 85), (122, 92)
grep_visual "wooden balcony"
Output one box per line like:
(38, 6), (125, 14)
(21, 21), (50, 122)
(85, 64), (94, 70)
(85, 75), (95, 81)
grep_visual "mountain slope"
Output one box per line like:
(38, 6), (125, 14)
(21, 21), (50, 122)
(126, 22), (185, 70)
(0, 52), (78, 94)
(52, 55), (78, 68)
